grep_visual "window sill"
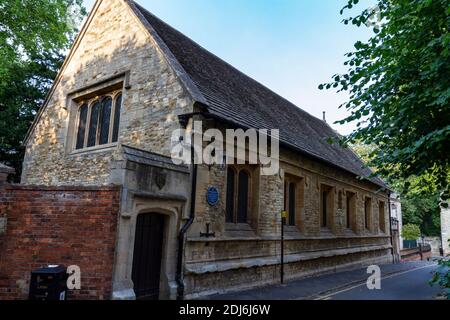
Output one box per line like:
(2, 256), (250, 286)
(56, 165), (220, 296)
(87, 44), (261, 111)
(284, 225), (301, 233)
(344, 228), (357, 236)
(361, 229), (376, 236)
(320, 227), (334, 235)
(225, 223), (253, 232)
(224, 223), (256, 238)
(69, 143), (118, 156)
(284, 226), (303, 238)
(187, 233), (392, 242)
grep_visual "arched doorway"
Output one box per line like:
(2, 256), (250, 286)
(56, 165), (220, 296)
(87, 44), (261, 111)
(131, 213), (165, 300)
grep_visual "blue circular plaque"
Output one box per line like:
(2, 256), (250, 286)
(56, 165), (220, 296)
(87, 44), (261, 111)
(206, 187), (219, 206)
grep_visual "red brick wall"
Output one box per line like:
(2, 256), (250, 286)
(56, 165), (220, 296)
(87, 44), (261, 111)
(0, 184), (121, 300)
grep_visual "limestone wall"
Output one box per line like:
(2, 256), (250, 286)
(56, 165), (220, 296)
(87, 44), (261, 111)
(184, 238), (391, 299)
(184, 144), (392, 297)
(22, 0), (192, 186)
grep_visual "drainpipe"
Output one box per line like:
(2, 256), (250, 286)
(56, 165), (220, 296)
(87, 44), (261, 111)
(280, 214), (286, 284)
(176, 115), (198, 300)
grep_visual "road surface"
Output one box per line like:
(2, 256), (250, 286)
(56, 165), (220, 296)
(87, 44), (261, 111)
(318, 264), (443, 300)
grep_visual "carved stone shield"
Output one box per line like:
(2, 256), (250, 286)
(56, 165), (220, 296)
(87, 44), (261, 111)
(154, 170), (167, 190)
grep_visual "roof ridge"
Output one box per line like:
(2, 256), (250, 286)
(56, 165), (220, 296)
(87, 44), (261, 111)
(131, 1), (325, 126)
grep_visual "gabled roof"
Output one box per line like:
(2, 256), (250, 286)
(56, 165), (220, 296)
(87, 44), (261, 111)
(128, 1), (387, 188)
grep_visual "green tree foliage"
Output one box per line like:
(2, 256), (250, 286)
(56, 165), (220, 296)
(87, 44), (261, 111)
(321, 0), (450, 201)
(391, 176), (441, 236)
(430, 252), (450, 299)
(352, 142), (441, 236)
(401, 223), (421, 241)
(0, 0), (86, 181)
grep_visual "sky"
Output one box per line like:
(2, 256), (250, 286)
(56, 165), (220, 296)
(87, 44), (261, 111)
(82, 0), (376, 135)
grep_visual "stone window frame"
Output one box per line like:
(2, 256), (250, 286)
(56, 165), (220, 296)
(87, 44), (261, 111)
(378, 200), (386, 234)
(345, 189), (357, 232)
(338, 190), (344, 210)
(283, 173), (305, 231)
(364, 196), (373, 232)
(319, 183), (335, 231)
(64, 71), (130, 156)
(73, 91), (122, 152)
(225, 164), (257, 228)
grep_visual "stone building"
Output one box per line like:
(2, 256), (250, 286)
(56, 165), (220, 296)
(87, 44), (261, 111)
(13, 0), (396, 299)
(441, 202), (450, 256)
(390, 193), (403, 261)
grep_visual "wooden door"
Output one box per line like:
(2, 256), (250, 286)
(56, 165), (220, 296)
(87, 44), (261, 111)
(131, 213), (165, 300)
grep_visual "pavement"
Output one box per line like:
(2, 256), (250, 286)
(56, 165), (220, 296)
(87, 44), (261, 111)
(208, 260), (442, 300)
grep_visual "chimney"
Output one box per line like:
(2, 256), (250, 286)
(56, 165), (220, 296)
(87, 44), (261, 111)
(323, 111), (327, 123)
